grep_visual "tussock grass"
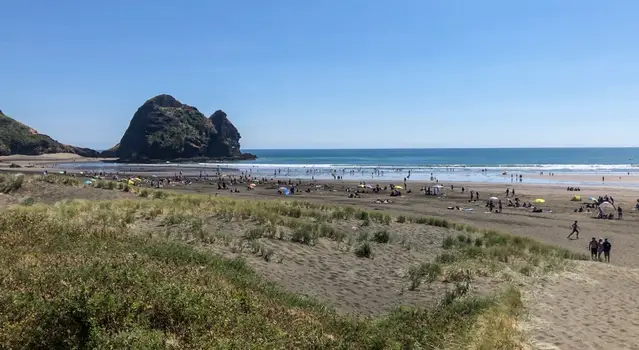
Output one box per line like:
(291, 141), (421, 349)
(0, 198), (529, 349)
(408, 262), (442, 290)
(354, 241), (372, 258)
(0, 173), (24, 193)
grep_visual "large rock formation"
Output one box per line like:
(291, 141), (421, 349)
(0, 110), (99, 157)
(113, 95), (255, 162)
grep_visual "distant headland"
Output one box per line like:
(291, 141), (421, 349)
(0, 95), (256, 163)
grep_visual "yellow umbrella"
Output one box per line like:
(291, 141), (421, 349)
(533, 198), (545, 204)
(128, 180), (135, 186)
(358, 184), (365, 188)
(394, 185), (403, 189)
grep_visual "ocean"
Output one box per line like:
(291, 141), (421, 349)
(61, 148), (639, 185)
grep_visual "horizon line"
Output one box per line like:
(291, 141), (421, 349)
(243, 146), (639, 151)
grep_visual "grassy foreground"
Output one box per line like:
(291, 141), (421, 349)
(0, 187), (582, 348)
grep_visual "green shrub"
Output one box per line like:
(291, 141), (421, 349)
(436, 252), (457, 264)
(372, 230), (390, 244)
(442, 236), (454, 249)
(396, 215), (406, 223)
(354, 242), (372, 258)
(0, 174), (24, 193)
(20, 197), (35, 206)
(421, 263), (442, 283)
(408, 265), (424, 290)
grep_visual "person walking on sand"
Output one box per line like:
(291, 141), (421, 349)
(506, 188), (510, 197)
(603, 238), (612, 262)
(568, 220), (579, 239)
(498, 200), (503, 213)
(589, 237), (599, 260)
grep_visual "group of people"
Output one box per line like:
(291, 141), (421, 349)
(588, 237), (612, 262)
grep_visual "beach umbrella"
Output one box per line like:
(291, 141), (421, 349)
(434, 185), (444, 188)
(365, 184), (373, 189)
(489, 196), (499, 201)
(358, 184), (365, 188)
(589, 197), (597, 202)
(394, 185), (403, 189)
(84, 180), (93, 185)
(128, 180), (135, 186)
(533, 198), (545, 204)
(570, 195), (581, 201)
(249, 183), (256, 188)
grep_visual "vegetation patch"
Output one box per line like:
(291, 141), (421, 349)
(0, 200), (529, 349)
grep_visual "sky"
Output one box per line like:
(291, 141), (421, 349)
(2, 0), (639, 150)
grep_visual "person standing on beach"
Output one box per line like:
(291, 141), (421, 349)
(512, 188), (515, 197)
(568, 221), (579, 239)
(506, 188), (509, 197)
(597, 238), (604, 261)
(589, 238), (598, 260)
(498, 200), (503, 213)
(603, 239), (612, 262)
(618, 206), (623, 219)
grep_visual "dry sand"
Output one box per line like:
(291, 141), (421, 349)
(181, 179), (639, 349)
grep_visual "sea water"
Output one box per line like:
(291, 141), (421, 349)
(59, 148), (639, 186)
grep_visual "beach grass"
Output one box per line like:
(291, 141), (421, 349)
(0, 173), (24, 193)
(0, 197), (531, 349)
(0, 180), (591, 348)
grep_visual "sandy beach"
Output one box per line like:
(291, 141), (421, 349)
(4, 155), (639, 349)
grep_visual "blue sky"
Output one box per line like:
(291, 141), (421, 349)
(2, 1), (638, 150)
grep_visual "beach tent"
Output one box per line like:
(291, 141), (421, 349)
(571, 195), (581, 201)
(598, 201), (615, 214)
(533, 198), (545, 204)
(278, 187), (290, 195)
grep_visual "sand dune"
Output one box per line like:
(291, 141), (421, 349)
(524, 262), (639, 350)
